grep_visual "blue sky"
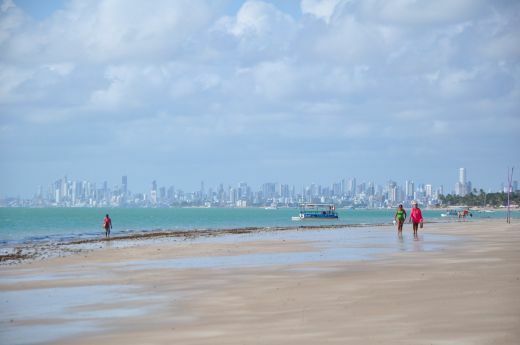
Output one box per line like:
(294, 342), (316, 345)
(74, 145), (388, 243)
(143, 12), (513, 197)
(0, 0), (519, 197)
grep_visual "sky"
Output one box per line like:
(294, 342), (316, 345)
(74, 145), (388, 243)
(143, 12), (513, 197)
(0, 0), (519, 197)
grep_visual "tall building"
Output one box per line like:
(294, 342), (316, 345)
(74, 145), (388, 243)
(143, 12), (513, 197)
(425, 184), (432, 198)
(387, 181), (397, 203)
(150, 190), (157, 204)
(348, 178), (357, 196)
(459, 168), (466, 185)
(167, 186), (175, 200)
(262, 182), (276, 199)
(456, 168), (468, 196)
(332, 181), (342, 196)
(122, 176), (128, 195)
(150, 180), (158, 204)
(103, 181), (108, 201)
(357, 182), (366, 195)
(278, 184), (290, 198)
(365, 182), (373, 196)
(238, 182), (249, 200)
(159, 187), (166, 201)
(405, 180), (414, 200)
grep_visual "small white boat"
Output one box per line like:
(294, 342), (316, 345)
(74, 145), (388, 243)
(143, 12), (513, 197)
(264, 203), (278, 210)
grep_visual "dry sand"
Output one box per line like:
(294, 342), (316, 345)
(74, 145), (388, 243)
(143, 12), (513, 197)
(1, 220), (519, 344)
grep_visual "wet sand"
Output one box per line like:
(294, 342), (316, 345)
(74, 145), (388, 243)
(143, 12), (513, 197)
(1, 220), (519, 344)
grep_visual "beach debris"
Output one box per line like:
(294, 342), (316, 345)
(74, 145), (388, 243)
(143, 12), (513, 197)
(0, 248), (35, 263)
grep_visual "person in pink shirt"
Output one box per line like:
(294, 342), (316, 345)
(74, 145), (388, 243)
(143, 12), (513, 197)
(410, 201), (423, 237)
(103, 214), (112, 238)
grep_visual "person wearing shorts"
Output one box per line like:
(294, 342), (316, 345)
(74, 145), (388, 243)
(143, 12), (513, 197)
(103, 214), (112, 238)
(394, 204), (407, 235)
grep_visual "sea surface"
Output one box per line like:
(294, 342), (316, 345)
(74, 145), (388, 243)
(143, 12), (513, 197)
(0, 207), (515, 245)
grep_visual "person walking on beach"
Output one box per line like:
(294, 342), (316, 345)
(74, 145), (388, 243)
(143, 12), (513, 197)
(410, 201), (423, 238)
(103, 214), (112, 238)
(394, 204), (407, 235)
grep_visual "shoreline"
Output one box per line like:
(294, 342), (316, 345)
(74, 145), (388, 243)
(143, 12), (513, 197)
(0, 219), (477, 265)
(0, 223), (394, 265)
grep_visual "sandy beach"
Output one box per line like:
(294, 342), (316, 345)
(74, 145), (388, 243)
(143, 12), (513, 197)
(1, 219), (519, 344)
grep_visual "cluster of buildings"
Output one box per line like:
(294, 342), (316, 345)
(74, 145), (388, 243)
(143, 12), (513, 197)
(4, 168), (511, 208)
(2, 168), (517, 208)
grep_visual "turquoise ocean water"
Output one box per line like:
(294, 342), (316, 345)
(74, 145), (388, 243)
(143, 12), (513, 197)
(0, 207), (515, 245)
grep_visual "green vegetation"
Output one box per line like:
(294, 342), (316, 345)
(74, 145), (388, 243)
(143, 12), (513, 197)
(439, 190), (520, 207)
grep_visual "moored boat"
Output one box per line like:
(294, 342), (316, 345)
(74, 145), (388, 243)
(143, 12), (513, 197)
(292, 203), (339, 220)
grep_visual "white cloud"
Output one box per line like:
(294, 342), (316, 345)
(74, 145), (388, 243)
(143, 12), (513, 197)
(0, 0), (27, 44)
(1, 0), (15, 12)
(1, 0), (217, 63)
(214, 1), (296, 61)
(221, 0), (294, 37)
(44, 63), (75, 76)
(300, 0), (342, 23)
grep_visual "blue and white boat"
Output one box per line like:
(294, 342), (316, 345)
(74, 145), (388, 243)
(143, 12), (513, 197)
(292, 203), (339, 220)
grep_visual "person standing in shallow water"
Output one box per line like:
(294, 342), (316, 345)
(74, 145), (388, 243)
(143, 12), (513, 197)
(103, 214), (112, 238)
(410, 201), (423, 238)
(394, 204), (407, 235)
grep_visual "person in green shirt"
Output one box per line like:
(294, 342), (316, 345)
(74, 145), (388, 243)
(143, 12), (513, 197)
(394, 204), (407, 235)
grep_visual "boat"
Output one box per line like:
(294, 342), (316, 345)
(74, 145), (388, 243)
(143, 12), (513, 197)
(264, 203), (278, 210)
(291, 203), (339, 221)
(441, 209), (459, 217)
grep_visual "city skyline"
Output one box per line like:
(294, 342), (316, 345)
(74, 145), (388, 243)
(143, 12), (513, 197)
(0, 165), (517, 200)
(3, 167), (518, 208)
(1, 1), (519, 198)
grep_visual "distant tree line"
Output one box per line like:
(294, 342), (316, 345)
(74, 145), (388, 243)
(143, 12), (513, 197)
(439, 190), (520, 207)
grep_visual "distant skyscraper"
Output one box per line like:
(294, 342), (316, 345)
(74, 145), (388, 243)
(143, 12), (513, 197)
(425, 184), (432, 198)
(167, 186), (175, 200)
(457, 168), (468, 196)
(387, 180), (397, 203)
(349, 178), (356, 196)
(459, 168), (466, 185)
(405, 180), (414, 200)
(103, 180), (108, 201)
(238, 182), (249, 200)
(366, 182), (375, 197)
(122, 176), (128, 195)
(262, 182), (276, 199)
(332, 181), (342, 196)
(159, 187), (166, 200)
